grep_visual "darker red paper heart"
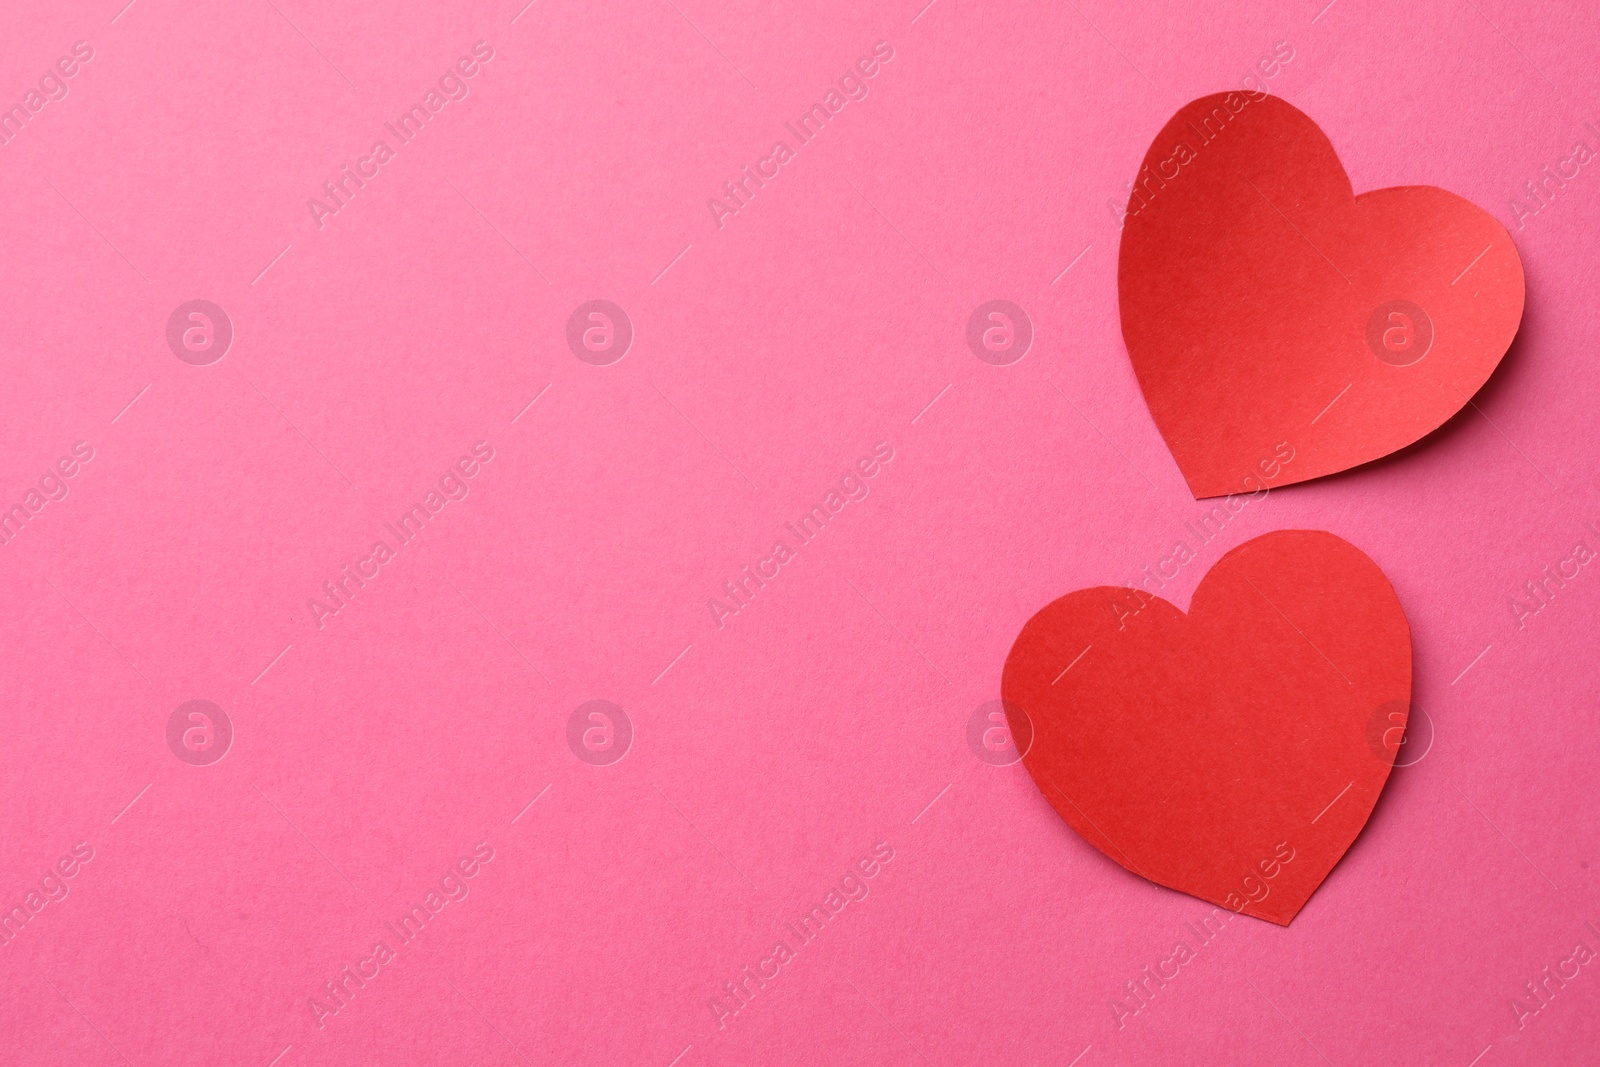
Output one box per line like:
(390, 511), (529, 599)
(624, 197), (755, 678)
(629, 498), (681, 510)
(1000, 530), (1411, 924)
(1118, 92), (1524, 499)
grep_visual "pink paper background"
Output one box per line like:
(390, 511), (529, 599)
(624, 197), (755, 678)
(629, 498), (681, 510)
(3, 0), (1599, 1064)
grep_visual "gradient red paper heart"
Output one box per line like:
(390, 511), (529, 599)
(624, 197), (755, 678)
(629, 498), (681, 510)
(1000, 530), (1411, 924)
(1118, 92), (1525, 499)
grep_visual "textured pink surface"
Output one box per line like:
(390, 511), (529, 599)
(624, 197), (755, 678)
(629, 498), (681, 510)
(1, 1), (1598, 1065)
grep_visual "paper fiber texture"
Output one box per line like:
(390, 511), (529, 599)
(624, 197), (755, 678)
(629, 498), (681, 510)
(2, 2), (1599, 1066)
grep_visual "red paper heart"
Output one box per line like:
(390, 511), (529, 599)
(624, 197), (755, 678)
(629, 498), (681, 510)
(1118, 92), (1524, 499)
(1000, 530), (1411, 924)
